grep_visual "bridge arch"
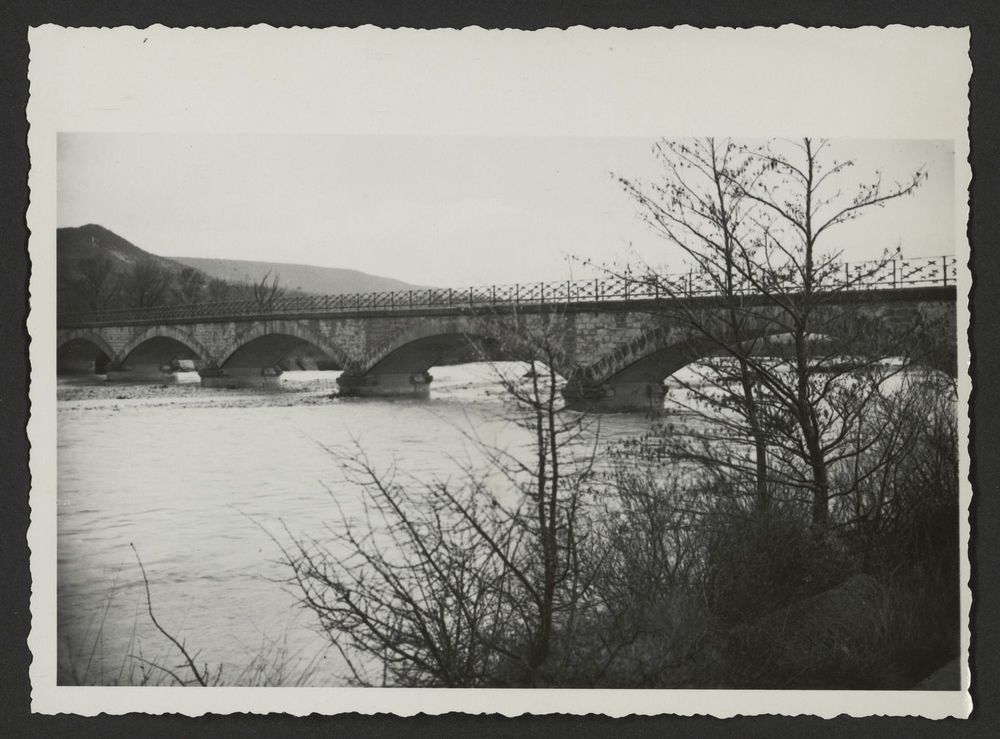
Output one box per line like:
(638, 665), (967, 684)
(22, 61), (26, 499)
(357, 320), (575, 379)
(566, 325), (851, 412)
(117, 326), (213, 368)
(218, 320), (352, 370)
(57, 330), (115, 374)
(570, 303), (956, 413)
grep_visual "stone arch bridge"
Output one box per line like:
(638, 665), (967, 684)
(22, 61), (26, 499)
(57, 260), (957, 412)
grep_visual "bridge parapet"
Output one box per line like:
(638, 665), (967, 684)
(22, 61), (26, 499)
(56, 255), (958, 329)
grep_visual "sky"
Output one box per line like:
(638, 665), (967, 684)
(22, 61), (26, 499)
(57, 134), (956, 287)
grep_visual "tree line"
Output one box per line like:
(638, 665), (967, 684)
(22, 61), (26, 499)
(58, 251), (286, 314)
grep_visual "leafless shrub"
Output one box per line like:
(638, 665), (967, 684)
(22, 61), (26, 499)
(283, 322), (671, 686)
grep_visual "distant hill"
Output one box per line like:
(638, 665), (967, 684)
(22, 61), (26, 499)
(57, 225), (427, 314)
(58, 224), (212, 313)
(173, 256), (425, 296)
(58, 224), (190, 274)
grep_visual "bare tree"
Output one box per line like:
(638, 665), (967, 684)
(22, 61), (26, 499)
(126, 260), (174, 308)
(70, 251), (124, 311)
(282, 316), (654, 687)
(252, 271), (283, 313)
(617, 137), (928, 531)
(206, 277), (232, 302)
(174, 266), (207, 304)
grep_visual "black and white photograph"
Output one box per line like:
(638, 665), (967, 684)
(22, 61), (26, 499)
(26, 25), (973, 717)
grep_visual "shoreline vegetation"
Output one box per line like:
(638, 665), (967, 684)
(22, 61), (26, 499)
(57, 361), (959, 690)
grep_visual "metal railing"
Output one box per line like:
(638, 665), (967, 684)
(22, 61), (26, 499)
(57, 254), (958, 328)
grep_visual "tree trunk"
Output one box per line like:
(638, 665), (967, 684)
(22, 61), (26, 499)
(805, 427), (831, 532)
(738, 358), (770, 511)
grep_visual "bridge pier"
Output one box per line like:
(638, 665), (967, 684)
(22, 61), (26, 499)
(562, 378), (666, 413)
(337, 370), (433, 399)
(57, 357), (108, 375)
(199, 366), (284, 389)
(104, 363), (179, 384)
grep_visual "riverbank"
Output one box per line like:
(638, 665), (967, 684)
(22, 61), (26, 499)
(56, 365), (546, 411)
(57, 371), (341, 410)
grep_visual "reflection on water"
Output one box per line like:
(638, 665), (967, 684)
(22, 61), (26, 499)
(57, 363), (656, 685)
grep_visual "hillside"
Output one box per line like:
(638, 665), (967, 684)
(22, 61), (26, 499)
(57, 225), (426, 314)
(58, 224), (214, 313)
(173, 256), (425, 296)
(58, 224), (189, 274)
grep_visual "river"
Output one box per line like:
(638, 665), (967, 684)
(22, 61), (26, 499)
(56, 363), (661, 686)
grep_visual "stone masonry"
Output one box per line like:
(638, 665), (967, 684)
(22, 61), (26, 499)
(57, 286), (957, 411)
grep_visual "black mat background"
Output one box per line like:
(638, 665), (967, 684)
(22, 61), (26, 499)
(1, 2), (996, 736)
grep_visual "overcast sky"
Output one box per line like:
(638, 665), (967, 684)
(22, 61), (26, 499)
(57, 134), (955, 287)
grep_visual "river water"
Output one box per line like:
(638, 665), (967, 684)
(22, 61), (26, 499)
(56, 363), (660, 686)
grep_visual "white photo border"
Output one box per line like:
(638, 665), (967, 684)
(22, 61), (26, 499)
(27, 24), (973, 717)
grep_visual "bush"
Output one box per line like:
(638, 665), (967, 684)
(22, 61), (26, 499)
(715, 564), (960, 689)
(702, 504), (853, 626)
(578, 467), (714, 687)
(832, 371), (960, 575)
(719, 573), (889, 688)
